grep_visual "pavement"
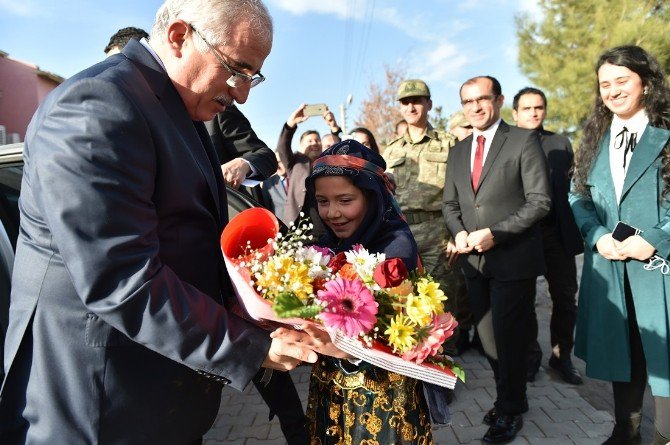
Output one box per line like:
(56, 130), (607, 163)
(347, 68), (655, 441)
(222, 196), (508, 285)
(203, 255), (655, 444)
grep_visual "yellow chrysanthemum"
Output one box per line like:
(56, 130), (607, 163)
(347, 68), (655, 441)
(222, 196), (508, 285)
(416, 278), (446, 314)
(385, 314), (417, 353)
(405, 293), (434, 326)
(256, 256), (313, 302)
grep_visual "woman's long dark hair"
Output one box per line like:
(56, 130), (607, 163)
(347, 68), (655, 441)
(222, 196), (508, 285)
(573, 45), (670, 197)
(350, 127), (381, 154)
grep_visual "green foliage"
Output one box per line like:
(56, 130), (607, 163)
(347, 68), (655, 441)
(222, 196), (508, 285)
(500, 106), (514, 124)
(516, 0), (670, 145)
(429, 105), (449, 132)
(428, 356), (466, 383)
(273, 292), (323, 319)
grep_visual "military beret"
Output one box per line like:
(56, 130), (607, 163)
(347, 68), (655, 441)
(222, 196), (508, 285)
(448, 110), (471, 129)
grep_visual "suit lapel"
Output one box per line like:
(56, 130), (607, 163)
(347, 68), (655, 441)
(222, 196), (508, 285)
(621, 126), (670, 200)
(455, 136), (475, 200)
(475, 121), (508, 194)
(122, 41), (222, 224)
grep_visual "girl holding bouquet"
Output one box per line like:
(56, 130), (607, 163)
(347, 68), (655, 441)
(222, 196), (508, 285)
(293, 140), (447, 444)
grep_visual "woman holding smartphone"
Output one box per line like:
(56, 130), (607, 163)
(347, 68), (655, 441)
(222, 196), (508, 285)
(570, 45), (670, 445)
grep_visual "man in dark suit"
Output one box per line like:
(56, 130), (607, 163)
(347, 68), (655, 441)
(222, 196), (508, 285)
(207, 108), (309, 445)
(512, 87), (584, 385)
(206, 105), (277, 200)
(0, 1), (321, 443)
(443, 76), (551, 443)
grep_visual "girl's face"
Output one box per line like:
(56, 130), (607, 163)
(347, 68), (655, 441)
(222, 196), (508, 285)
(314, 176), (367, 239)
(598, 63), (645, 120)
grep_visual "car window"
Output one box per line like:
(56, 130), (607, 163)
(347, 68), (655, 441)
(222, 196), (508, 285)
(0, 162), (22, 249)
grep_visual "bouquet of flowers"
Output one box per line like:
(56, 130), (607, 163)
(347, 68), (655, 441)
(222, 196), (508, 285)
(221, 208), (464, 388)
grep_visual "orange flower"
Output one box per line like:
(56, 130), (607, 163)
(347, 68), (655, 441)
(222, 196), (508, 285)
(338, 264), (359, 281)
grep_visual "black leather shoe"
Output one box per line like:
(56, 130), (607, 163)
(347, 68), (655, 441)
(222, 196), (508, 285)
(549, 355), (583, 385)
(602, 422), (642, 445)
(483, 407), (498, 426)
(526, 365), (539, 382)
(483, 415), (523, 443)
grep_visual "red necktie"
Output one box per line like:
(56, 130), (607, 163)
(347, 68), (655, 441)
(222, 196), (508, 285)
(472, 135), (485, 192)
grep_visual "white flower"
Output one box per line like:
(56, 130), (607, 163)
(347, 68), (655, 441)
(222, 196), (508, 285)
(344, 248), (385, 287)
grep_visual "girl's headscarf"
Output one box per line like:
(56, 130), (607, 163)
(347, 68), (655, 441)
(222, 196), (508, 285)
(306, 140), (418, 269)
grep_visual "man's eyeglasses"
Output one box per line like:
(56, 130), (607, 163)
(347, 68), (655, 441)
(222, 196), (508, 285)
(190, 25), (265, 88)
(461, 95), (498, 107)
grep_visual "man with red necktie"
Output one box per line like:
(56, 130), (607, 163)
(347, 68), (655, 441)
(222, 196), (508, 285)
(442, 76), (551, 443)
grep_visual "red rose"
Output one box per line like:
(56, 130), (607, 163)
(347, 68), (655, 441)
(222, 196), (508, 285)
(373, 258), (408, 288)
(328, 252), (348, 273)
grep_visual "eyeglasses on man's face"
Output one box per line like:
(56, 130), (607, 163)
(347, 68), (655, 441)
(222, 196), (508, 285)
(461, 95), (498, 107)
(190, 25), (265, 88)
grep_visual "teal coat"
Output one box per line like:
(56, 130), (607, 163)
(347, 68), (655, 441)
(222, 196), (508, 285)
(569, 125), (670, 397)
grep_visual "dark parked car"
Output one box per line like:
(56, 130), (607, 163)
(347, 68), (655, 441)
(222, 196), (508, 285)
(0, 142), (262, 379)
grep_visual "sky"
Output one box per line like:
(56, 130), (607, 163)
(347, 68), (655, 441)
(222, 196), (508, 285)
(0, 0), (542, 147)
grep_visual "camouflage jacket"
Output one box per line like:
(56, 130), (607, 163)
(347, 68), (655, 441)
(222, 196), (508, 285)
(383, 125), (456, 212)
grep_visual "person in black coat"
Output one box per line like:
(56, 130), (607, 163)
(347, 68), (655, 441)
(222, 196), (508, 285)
(206, 106), (309, 445)
(512, 87), (584, 385)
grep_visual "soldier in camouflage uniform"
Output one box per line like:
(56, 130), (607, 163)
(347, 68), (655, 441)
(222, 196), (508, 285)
(383, 79), (467, 356)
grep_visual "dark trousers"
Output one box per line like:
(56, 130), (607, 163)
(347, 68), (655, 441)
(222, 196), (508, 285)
(528, 225), (578, 366)
(253, 369), (309, 445)
(467, 274), (535, 415)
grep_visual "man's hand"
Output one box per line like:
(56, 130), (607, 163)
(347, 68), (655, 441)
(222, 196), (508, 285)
(322, 108), (339, 133)
(262, 328), (319, 371)
(455, 230), (472, 254)
(442, 239), (460, 267)
(616, 234), (656, 261)
(595, 233), (627, 261)
(287, 104), (309, 128)
(466, 228), (495, 253)
(221, 158), (251, 189)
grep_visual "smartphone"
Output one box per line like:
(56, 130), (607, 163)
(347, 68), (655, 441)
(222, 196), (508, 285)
(303, 103), (327, 117)
(611, 221), (640, 241)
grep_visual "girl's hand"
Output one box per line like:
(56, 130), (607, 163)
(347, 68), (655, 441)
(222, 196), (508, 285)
(615, 235), (656, 261)
(596, 233), (627, 260)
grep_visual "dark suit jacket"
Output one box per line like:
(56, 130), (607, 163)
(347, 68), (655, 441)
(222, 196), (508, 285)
(442, 120), (551, 280)
(205, 106), (277, 179)
(261, 174), (288, 224)
(537, 128), (584, 256)
(205, 106), (277, 205)
(0, 40), (271, 444)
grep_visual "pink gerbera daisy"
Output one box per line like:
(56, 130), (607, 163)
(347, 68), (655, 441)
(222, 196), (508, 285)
(317, 277), (378, 337)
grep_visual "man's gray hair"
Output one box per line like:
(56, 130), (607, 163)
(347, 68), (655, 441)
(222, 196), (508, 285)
(151, 0), (273, 53)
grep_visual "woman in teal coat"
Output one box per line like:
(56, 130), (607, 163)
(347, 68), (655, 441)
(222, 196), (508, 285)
(570, 46), (670, 445)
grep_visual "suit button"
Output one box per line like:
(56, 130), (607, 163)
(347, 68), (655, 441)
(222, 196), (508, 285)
(475, 204), (480, 209)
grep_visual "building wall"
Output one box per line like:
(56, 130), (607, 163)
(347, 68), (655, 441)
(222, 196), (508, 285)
(0, 54), (62, 142)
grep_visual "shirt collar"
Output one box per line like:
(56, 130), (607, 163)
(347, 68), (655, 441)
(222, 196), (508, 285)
(139, 37), (166, 72)
(611, 109), (649, 135)
(473, 118), (502, 141)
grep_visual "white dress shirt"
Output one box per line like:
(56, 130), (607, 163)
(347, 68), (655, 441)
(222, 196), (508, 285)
(470, 118), (502, 172)
(609, 109), (649, 203)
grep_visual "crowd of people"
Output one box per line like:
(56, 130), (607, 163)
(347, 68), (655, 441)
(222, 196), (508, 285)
(0, 1), (669, 444)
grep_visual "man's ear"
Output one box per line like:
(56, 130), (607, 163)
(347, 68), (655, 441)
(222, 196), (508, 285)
(427, 98), (433, 112)
(165, 20), (190, 58)
(512, 108), (518, 123)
